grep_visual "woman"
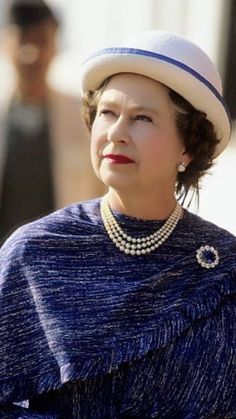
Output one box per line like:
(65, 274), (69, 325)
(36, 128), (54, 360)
(0, 30), (235, 418)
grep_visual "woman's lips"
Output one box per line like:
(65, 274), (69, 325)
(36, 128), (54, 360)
(103, 154), (135, 164)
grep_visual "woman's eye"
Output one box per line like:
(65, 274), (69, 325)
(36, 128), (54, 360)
(100, 109), (115, 117)
(136, 114), (153, 122)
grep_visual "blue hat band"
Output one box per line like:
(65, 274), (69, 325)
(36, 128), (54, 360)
(86, 47), (228, 114)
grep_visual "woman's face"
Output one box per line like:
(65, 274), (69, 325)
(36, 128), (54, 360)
(91, 73), (190, 195)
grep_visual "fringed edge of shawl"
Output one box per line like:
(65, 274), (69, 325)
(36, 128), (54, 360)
(1, 268), (235, 403)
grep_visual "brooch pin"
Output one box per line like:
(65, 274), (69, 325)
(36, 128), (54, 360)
(196, 245), (219, 269)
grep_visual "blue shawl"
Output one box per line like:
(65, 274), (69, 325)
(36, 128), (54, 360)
(0, 199), (236, 418)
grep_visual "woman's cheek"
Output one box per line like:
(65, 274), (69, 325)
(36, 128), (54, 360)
(142, 134), (174, 167)
(91, 126), (102, 154)
(143, 132), (166, 155)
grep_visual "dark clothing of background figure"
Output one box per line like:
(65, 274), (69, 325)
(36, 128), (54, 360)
(0, 90), (106, 247)
(0, 99), (54, 245)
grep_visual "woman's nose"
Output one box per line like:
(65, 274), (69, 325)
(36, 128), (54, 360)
(107, 117), (130, 143)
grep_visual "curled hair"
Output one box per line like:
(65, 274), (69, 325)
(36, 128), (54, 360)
(82, 90), (100, 131)
(82, 77), (111, 131)
(81, 77), (220, 204)
(170, 90), (220, 204)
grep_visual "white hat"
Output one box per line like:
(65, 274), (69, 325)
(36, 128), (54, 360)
(80, 30), (231, 157)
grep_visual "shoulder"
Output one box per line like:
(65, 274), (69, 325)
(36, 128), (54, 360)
(0, 198), (102, 263)
(184, 210), (236, 251)
(48, 89), (88, 140)
(49, 89), (82, 110)
(22, 197), (101, 237)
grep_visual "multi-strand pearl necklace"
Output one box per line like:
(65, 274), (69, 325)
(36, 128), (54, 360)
(100, 196), (182, 256)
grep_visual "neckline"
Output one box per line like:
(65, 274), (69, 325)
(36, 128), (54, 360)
(112, 205), (187, 221)
(106, 203), (188, 235)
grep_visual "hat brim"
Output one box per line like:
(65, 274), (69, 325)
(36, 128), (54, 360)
(80, 48), (231, 158)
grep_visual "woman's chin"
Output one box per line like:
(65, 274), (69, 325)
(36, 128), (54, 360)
(99, 172), (134, 190)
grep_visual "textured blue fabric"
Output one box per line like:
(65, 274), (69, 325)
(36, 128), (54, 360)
(0, 198), (236, 418)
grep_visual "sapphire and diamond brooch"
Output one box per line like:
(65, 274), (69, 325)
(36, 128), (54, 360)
(196, 245), (219, 269)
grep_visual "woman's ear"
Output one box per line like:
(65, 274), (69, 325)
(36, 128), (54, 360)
(180, 149), (192, 167)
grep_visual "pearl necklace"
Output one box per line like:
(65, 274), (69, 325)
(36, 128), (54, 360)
(100, 196), (182, 256)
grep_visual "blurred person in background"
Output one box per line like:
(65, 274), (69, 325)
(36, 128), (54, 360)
(0, 0), (104, 245)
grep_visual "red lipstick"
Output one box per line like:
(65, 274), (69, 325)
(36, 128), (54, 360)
(103, 154), (135, 164)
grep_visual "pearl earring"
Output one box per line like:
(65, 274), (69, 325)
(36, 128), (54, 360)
(178, 162), (186, 173)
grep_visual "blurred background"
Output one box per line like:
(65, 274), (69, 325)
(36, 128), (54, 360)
(0, 0), (235, 236)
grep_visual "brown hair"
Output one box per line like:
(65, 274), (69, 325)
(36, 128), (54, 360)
(82, 78), (110, 131)
(8, 0), (60, 29)
(169, 90), (219, 203)
(81, 77), (219, 204)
